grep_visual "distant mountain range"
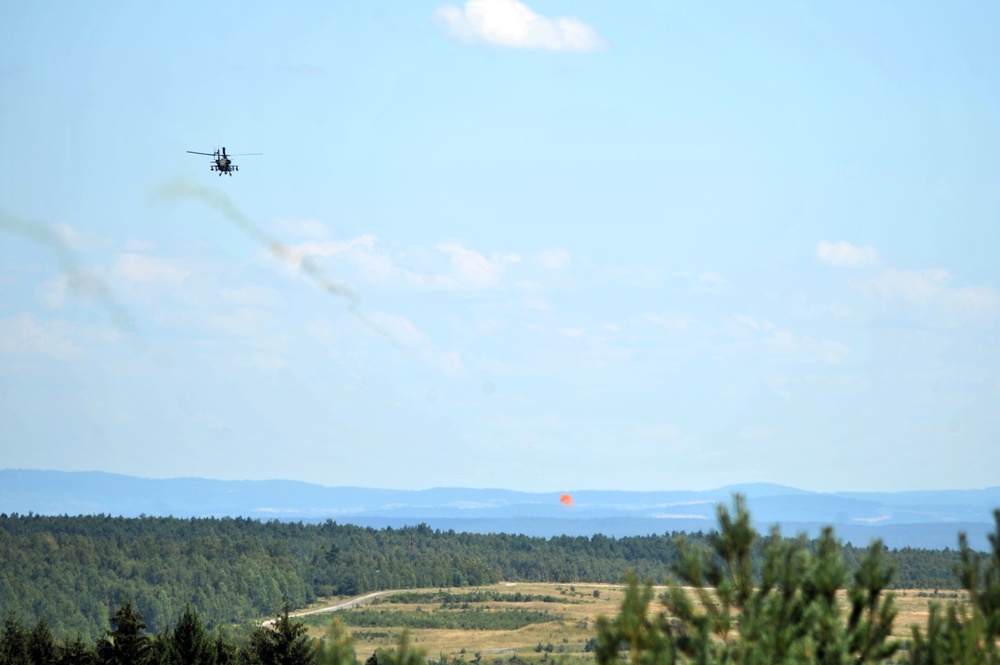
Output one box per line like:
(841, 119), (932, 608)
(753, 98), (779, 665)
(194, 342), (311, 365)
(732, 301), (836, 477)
(2, 469), (997, 550)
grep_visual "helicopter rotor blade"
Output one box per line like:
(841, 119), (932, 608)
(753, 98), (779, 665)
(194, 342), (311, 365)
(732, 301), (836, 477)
(228, 153), (262, 156)
(186, 151), (216, 156)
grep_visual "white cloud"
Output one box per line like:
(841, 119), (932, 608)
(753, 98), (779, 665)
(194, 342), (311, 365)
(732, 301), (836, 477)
(305, 319), (340, 346)
(740, 426), (776, 440)
(865, 267), (1000, 317)
(732, 314), (850, 364)
(280, 235), (378, 264)
(248, 353), (287, 372)
(519, 294), (551, 311)
(817, 240), (879, 267)
(0, 312), (83, 358)
(114, 253), (190, 284)
(867, 268), (949, 306)
(123, 238), (156, 252)
(219, 286), (280, 307)
(635, 423), (684, 443)
(38, 274), (70, 308)
(647, 312), (695, 330)
(284, 235), (528, 292)
(535, 248), (572, 270)
(272, 217), (331, 239)
(593, 263), (667, 288)
(369, 311), (428, 347)
(434, 0), (606, 51)
(437, 242), (520, 288)
(557, 327), (585, 339)
(208, 307), (275, 336)
(368, 311), (464, 375)
(674, 271), (727, 292)
(52, 222), (113, 252)
(425, 349), (464, 376)
(37, 270), (119, 310)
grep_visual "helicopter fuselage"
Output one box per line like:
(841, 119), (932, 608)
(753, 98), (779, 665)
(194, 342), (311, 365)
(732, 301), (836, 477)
(187, 146), (256, 176)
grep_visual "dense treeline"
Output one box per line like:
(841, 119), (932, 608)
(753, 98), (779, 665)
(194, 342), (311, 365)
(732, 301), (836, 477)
(0, 603), (317, 665)
(2, 499), (999, 665)
(0, 512), (974, 639)
(594, 499), (1000, 664)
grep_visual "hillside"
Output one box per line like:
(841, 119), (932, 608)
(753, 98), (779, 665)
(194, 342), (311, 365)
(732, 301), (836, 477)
(2, 469), (998, 549)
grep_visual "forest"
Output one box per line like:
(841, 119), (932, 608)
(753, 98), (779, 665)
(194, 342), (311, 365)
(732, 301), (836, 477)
(0, 509), (981, 640)
(1, 497), (998, 664)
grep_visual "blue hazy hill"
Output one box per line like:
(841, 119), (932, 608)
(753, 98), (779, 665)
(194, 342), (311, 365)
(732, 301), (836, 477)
(1, 469), (996, 550)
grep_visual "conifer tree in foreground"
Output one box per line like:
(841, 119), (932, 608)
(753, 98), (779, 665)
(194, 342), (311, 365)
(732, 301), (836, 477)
(249, 605), (316, 665)
(99, 602), (152, 665)
(595, 495), (900, 664)
(907, 509), (1000, 665)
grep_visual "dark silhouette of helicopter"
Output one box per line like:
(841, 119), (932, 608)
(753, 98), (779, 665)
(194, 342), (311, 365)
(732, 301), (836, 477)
(186, 147), (261, 176)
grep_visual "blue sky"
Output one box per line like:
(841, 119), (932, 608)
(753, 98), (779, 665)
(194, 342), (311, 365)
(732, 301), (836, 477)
(1, 1), (998, 492)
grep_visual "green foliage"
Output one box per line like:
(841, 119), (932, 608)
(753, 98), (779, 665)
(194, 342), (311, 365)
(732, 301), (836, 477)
(597, 496), (901, 664)
(249, 605), (316, 665)
(316, 619), (356, 665)
(0, 512), (972, 640)
(99, 602), (152, 665)
(1, 614), (30, 665)
(165, 605), (216, 665)
(311, 607), (554, 631)
(906, 509), (1000, 664)
(26, 619), (57, 665)
(3, 500), (1000, 665)
(595, 574), (675, 665)
(362, 631), (423, 665)
(376, 590), (572, 608)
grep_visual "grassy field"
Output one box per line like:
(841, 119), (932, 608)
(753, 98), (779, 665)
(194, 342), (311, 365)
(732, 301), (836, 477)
(294, 583), (969, 663)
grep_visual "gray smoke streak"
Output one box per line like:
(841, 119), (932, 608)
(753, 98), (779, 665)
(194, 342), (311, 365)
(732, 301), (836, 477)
(150, 179), (388, 339)
(0, 209), (138, 338)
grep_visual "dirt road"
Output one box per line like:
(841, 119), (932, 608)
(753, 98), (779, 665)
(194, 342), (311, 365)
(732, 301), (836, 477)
(261, 590), (394, 626)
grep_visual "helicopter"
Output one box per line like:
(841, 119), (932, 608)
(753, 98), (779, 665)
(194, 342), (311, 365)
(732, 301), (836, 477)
(186, 147), (261, 176)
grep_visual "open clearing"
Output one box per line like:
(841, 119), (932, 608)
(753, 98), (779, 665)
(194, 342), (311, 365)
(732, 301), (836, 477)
(291, 583), (967, 661)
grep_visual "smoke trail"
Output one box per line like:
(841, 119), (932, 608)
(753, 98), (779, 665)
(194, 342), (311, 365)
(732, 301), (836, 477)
(150, 178), (387, 337)
(0, 209), (138, 338)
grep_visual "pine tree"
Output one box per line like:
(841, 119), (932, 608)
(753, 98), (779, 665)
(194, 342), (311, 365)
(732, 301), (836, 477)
(906, 509), (1000, 664)
(169, 606), (215, 665)
(249, 605), (314, 665)
(99, 602), (151, 665)
(595, 495), (900, 665)
(27, 619), (59, 665)
(1, 615), (29, 665)
(316, 619), (355, 665)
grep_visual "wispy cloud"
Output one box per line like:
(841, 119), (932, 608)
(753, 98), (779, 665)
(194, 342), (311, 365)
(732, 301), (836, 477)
(817, 240), (879, 267)
(593, 263), (667, 288)
(674, 270), (727, 293)
(0, 313), (83, 359)
(534, 248), (571, 270)
(434, 0), (606, 51)
(816, 240), (999, 323)
(369, 311), (464, 375)
(150, 179), (368, 324)
(437, 242), (521, 288)
(731, 314), (851, 365)
(635, 422), (684, 443)
(0, 210), (137, 337)
(114, 253), (191, 285)
(283, 235), (521, 292)
(865, 267), (1000, 317)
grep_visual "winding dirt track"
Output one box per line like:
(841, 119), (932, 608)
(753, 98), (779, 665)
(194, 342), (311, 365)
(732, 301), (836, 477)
(261, 591), (394, 626)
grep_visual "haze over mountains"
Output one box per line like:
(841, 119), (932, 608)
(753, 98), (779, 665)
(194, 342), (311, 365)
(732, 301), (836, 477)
(2, 470), (997, 550)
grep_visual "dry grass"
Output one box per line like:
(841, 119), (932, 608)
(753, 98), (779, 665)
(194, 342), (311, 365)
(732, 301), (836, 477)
(298, 583), (968, 661)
